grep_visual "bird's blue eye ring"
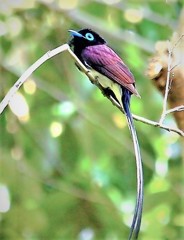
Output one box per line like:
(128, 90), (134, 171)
(85, 33), (94, 41)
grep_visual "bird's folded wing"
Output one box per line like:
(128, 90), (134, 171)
(82, 44), (139, 96)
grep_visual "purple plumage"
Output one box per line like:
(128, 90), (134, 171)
(82, 44), (140, 97)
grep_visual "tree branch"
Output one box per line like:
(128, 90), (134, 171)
(166, 105), (184, 115)
(0, 44), (69, 114)
(147, 32), (184, 131)
(159, 34), (184, 125)
(159, 41), (173, 124)
(0, 43), (183, 137)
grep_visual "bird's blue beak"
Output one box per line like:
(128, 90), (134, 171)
(68, 30), (84, 38)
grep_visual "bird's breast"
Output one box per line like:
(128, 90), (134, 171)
(89, 69), (123, 107)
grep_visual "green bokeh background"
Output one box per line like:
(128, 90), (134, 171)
(0, 0), (184, 239)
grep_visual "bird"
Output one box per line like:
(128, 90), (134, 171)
(68, 28), (143, 240)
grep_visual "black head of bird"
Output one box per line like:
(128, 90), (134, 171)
(69, 28), (106, 49)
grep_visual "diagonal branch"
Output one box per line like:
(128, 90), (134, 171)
(0, 44), (70, 114)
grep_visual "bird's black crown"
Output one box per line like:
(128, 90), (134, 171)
(69, 28), (106, 49)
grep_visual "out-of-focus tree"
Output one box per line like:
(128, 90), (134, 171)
(0, 0), (183, 239)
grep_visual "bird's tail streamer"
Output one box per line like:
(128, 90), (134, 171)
(122, 88), (144, 240)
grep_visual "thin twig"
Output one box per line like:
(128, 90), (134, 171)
(166, 105), (184, 115)
(172, 34), (184, 50)
(133, 114), (184, 136)
(0, 43), (183, 137)
(159, 41), (172, 124)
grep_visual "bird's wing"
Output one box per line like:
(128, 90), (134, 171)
(82, 44), (140, 97)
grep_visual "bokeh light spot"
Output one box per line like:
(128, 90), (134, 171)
(124, 9), (143, 23)
(78, 228), (94, 240)
(6, 16), (23, 37)
(155, 160), (168, 177)
(102, 0), (120, 5)
(112, 113), (127, 129)
(9, 92), (30, 122)
(11, 146), (23, 161)
(148, 176), (170, 194)
(23, 79), (37, 95)
(0, 185), (10, 213)
(50, 121), (63, 138)
(53, 101), (76, 118)
(58, 0), (78, 10)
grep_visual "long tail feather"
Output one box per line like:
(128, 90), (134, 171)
(122, 88), (144, 240)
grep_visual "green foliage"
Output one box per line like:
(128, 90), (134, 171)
(0, 1), (183, 239)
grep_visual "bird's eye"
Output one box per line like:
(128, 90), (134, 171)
(85, 33), (94, 41)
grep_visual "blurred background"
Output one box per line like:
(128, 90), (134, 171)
(0, 0), (184, 239)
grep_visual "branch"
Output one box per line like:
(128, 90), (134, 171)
(159, 34), (184, 125)
(166, 105), (184, 115)
(132, 114), (184, 136)
(0, 44), (70, 114)
(0, 44), (183, 137)
(159, 41), (173, 124)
